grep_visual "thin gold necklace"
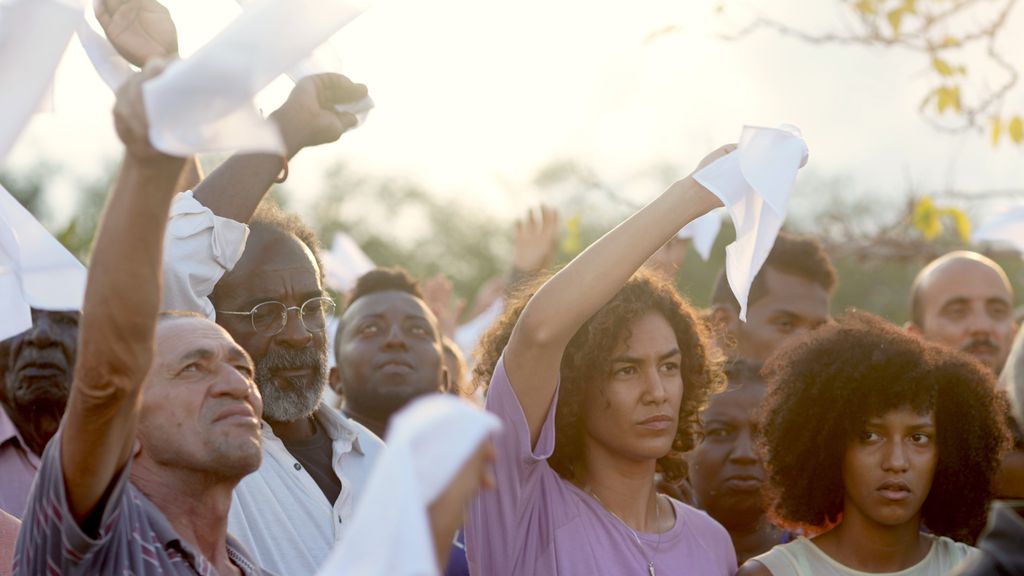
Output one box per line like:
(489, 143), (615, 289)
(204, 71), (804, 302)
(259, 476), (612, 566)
(586, 486), (663, 576)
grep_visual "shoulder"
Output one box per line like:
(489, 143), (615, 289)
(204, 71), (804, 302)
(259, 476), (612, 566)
(320, 405), (386, 454)
(736, 561), (774, 576)
(929, 535), (978, 564)
(675, 500), (731, 540)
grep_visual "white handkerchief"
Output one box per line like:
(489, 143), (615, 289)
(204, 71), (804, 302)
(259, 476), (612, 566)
(323, 232), (375, 293)
(0, 185), (87, 342)
(973, 206), (1024, 256)
(317, 395), (501, 576)
(234, 0), (376, 127)
(693, 125), (808, 321)
(0, 0), (83, 162)
(143, 0), (372, 156)
(76, 8), (132, 91)
(676, 209), (723, 261)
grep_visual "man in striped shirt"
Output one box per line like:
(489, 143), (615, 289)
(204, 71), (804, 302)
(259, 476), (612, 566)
(13, 62), (271, 576)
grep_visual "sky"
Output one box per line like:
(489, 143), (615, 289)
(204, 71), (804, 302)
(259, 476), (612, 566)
(7, 0), (1024, 228)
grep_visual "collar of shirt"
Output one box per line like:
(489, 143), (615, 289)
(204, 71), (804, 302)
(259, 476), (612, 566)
(0, 405), (40, 467)
(260, 403), (365, 457)
(129, 485), (265, 576)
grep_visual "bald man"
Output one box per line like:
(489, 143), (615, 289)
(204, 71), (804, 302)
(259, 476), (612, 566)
(909, 251), (1024, 500)
(907, 251), (1016, 374)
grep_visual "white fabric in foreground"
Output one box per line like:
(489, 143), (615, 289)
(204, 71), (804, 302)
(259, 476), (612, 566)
(234, 0), (376, 126)
(0, 185), (86, 341)
(973, 205), (1024, 256)
(676, 209), (723, 261)
(323, 232), (375, 293)
(143, 0), (372, 156)
(693, 125), (808, 321)
(0, 0), (83, 162)
(317, 395), (501, 576)
(76, 7), (132, 91)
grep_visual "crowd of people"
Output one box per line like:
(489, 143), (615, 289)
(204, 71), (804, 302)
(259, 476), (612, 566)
(1, 1), (1023, 575)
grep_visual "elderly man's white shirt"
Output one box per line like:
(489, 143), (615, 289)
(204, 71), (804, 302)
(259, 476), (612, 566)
(229, 404), (385, 576)
(161, 191), (386, 574)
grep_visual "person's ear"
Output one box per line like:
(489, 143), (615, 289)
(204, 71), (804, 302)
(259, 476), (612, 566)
(329, 366), (343, 395)
(710, 304), (739, 336)
(905, 321), (923, 337)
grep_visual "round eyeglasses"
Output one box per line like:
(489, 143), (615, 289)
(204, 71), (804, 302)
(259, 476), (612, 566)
(218, 296), (336, 336)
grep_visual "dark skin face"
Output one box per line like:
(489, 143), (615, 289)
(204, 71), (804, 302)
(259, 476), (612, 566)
(716, 267), (830, 362)
(211, 230), (327, 441)
(690, 380), (783, 563)
(0, 309), (80, 455)
(334, 290), (446, 437)
(691, 382), (767, 529)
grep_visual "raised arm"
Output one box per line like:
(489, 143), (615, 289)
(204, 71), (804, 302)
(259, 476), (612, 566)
(505, 145), (734, 445)
(60, 62), (186, 523)
(191, 73), (367, 222)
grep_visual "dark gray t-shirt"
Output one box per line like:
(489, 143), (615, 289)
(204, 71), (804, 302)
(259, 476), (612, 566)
(13, 431), (273, 575)
(281, 418), (342, 505)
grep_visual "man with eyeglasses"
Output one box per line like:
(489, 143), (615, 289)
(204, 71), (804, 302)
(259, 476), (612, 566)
(160, 73), (385, 576)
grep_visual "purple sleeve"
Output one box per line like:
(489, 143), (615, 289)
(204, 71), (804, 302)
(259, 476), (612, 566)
(12, 430), (131, 573)
(465, 354), (559, 575)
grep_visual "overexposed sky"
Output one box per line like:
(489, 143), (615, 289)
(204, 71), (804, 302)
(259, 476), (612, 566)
(8, 0), (1024, 226)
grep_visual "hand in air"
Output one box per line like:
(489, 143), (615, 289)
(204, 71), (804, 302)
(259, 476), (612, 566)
(272, 73), (369, 158)
(96, 0), (179, 68)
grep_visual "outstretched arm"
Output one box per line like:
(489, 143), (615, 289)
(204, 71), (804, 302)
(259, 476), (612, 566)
(505, 146), (734, 445)
(60, 61), (186, 523)
(191, 73), (367, 223)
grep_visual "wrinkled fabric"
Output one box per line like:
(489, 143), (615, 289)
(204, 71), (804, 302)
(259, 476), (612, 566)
(162, 191), (249, 320)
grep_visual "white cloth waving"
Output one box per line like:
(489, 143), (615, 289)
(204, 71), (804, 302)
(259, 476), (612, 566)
(0, 0), (83, 162)
(693, 125), (808, 321)
(317, 395), (501, 576)
(974, 205), (1024, 256)
(142, 0), (372, 156)
(0, 185), (86, 341)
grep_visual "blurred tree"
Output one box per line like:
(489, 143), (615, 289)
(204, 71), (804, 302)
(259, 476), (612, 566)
(307, 163), (511, 306)
(720, 0), (1023, 146)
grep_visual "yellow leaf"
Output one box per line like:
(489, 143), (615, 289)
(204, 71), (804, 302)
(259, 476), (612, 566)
(937, 86), (961, 114)
(948, 209), (971, 243)
(941, 36), (960, 47)
(936, 87), (952, 113)
(991, 117), (1002, 146)
(1009, 116), (1024, 144)
(932, 58), (954, 77)
(887, 8), (904, 33)
(913, 197), (942, 241)
(902, 0), (917, 14)
(937, 206), (970, 241)
(854, 0), (878, 15)
(561, 215), (582, 255)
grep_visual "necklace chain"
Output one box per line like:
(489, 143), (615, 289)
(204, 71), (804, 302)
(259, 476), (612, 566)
(586, 486), (663, 576)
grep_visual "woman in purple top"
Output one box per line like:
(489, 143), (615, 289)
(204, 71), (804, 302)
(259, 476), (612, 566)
(465, 145), (739, 576)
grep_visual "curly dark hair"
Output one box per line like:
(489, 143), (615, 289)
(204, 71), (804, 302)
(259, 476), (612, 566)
(248, 201), (324, 283)
(347, 267), (425, 307)
(475, 270), (725, 485)
(760, 311), (1011, 541)
(710, 231), (836, 310)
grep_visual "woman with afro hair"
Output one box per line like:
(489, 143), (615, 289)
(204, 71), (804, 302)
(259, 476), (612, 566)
(463, 145), (738, 576)
(737, 312), (1011, 576)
